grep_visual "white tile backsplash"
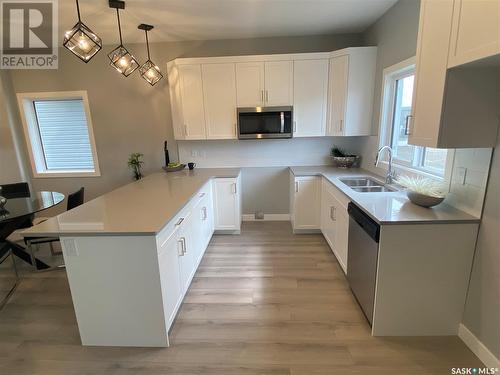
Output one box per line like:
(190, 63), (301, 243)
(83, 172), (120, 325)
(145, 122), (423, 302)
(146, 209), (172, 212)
(446, 148), (493, 217)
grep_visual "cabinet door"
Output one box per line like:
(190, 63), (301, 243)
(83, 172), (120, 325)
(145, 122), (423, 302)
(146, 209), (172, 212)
(178, 64), (206, 139)
(264, 61), (293, 106)
(177, 224), (196, 293)
(321, 187), (337, 251)
(448, 0), (500, 67)
(293, 177), (321, 230)
(202, 63), (237, 139)
(235, 62), (265, 107)
(409, 0), (454, 147)
(158, 233), (183, 329)
(213, 178), (241, 231)
(293, 59), (329, 137)
(331, 195), (348, 273)
(327, 55), (348, 136)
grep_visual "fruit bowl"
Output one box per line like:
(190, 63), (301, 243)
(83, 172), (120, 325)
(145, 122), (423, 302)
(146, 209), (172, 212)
(407, 191), (445, 208)
(162, 164), (186, 172)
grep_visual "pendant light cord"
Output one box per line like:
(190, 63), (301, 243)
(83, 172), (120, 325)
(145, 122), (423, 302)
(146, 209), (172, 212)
(75, 0), (81, 22)
(145, 30), (151, 60)
(116, 8), (123, 45)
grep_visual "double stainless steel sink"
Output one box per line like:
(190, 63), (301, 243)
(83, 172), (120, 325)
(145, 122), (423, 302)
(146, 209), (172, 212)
(339, 177), (399, 193)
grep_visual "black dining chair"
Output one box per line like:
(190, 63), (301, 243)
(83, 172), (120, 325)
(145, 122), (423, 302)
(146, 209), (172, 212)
(0, 182), (30, 199)
(25, 187), (85, 271)
(0, 242), (19, 309)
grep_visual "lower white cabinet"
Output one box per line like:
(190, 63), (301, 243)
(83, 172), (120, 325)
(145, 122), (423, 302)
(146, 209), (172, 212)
(213, 177), (241, 232)
(320, 179), (349, 273)
(290, 175), (321, 232)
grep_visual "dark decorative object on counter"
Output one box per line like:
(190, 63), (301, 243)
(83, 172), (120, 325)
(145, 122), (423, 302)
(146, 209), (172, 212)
(188, 162), (196, 170)
(128, 152), (144, 180)
(331, 146), (360, 168)
(164, 141), (170, 166)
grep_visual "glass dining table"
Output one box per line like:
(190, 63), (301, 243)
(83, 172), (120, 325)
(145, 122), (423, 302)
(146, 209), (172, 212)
(0, 191), (65, 269)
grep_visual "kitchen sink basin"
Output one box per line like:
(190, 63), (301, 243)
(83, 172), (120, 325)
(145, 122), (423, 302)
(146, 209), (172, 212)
(339, 177), (399, 193)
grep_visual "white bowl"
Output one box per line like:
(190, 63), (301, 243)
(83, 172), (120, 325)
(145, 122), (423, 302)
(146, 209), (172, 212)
(407, 191), (444, 208)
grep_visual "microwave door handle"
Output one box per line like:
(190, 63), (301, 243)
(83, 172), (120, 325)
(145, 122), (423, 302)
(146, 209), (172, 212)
(280, 112), (284, 133)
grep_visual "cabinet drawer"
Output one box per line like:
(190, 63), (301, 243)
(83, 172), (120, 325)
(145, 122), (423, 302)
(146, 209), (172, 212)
(322, 178), (350, 209)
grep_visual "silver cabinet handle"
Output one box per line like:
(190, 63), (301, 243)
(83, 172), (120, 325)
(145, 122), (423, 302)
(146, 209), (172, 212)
(175, 217), (184, 226)
(265, 90), (269, 102)
(199, 192), (205, 198)
(231, 183), (237, 194)
(405, 115), (413, 135)
(330, 206), (336, 221)
(184, 125), (188, 136)
(339, 119), (343, 133)
(201, 206), (207, 220)
(293, 120), (297, 133)
(295, 181), (299, 193)
(181, 237), (186, 254)
(177, 237), (185, 256)
(261, 90), (264, 103)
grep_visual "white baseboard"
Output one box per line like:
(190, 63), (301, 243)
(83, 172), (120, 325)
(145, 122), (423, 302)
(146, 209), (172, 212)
(242, 214), (290, 221)
(458, 323), (500, 368)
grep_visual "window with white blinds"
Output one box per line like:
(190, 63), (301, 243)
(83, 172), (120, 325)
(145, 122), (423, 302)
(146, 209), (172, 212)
(18, 91), (100, 177)
(33, 99), (95, 171)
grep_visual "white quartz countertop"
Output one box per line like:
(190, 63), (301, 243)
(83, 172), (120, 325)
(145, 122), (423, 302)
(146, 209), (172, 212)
(290, 166), (480, 225)
(21, 168), (241, 237)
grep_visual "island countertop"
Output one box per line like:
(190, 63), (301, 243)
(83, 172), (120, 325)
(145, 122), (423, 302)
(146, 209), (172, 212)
(290, 166), (480, 225)
(21, 168), (241, 237)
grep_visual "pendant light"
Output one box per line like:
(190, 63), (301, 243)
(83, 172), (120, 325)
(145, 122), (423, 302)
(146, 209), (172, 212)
(138, 24), (163, 86)
(107, 0), (138, 77)
(63, 0), (102, 62)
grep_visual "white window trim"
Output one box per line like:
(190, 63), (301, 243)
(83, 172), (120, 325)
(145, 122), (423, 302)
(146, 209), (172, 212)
(377, 57), (454, 183)
(17, 91), (101, 178)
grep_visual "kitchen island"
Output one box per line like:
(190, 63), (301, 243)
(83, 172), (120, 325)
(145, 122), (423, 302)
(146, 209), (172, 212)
(21, 169), (241, 347)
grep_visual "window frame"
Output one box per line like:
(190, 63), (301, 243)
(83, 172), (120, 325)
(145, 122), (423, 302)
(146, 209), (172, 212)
(17, 91), (101, 178)
(377, 57), (453, 180)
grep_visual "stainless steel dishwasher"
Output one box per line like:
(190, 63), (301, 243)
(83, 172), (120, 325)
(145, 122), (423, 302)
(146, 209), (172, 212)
(346, 202), (380, 325)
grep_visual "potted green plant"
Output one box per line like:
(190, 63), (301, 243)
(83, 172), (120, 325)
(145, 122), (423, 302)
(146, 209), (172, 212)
(128, 152), (144, 180)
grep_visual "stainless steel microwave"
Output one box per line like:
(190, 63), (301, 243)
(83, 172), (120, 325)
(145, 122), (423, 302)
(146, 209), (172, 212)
(237, 106), (293, 139)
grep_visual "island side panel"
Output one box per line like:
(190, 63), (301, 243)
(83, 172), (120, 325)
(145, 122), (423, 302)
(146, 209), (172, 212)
(61, 235), (168, 347)
(372, 223), (478, 336)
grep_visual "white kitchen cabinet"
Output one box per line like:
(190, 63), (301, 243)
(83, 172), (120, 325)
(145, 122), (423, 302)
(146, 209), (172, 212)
(235, 62), (265, 107)
(178, 64), (206, 139)
(158, 229), (183, 330)
(290, 176), (321, 232)
(320, 179), (349, 273)
(293, 59), (329, 137)
(409, 0), (499, 148)
(177, 218), (196, 293)
(326, 47), (376, 136)
(448, 0), (500, 68)
(202, 63), (237, 139)
(264, 61), (293, 106)
(213, 177), (241, 232)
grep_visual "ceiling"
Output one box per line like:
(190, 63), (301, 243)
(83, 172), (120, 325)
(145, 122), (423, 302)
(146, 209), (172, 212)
(59, 0), (398, 45)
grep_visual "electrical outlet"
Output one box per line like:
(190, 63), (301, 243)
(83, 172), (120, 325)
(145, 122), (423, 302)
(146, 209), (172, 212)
(255, 211), (265, 220)
(191, 150), (198, 157)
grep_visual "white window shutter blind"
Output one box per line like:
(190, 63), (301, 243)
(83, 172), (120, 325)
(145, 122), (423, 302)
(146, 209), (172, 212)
(33, 99), (96, 171)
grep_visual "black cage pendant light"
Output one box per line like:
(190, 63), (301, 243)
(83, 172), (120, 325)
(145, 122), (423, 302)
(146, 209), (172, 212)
(138, 24), (163, 86)
(107, 0), (138, 77)
(63, 0), (102, 62)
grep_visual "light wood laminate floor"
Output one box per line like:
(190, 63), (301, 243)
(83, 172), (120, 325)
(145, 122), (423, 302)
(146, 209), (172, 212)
(0, 221), (482, 374)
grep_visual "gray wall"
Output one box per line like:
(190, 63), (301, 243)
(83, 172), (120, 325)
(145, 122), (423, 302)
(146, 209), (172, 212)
(462, 133), (500, 359)
(359, 0), (420, 173)
(7, 33), (362, 215)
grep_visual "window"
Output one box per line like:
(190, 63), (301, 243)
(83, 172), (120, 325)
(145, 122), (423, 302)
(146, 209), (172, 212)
(379, 58), (448, 177)
(18, 91), (100, 177)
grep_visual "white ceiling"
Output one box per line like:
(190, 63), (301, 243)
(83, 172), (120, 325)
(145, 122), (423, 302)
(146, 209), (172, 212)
(59, 0), (398, 45)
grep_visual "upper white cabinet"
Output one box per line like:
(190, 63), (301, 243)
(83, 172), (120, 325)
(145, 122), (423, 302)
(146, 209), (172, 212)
(448, 0), (500, 68)
(167, 48), (377, 140)
(326, 47), (377, 137)
(409, 0), (499, 148)
(178, 64), (206, 140)
(290, 175), (321, 232)
(202, 63), (237, 139)
(213, 177), (241, 233)
(235, 62), (265, 107)
(293, 59), (329, 137)
(264, 61), (293, 106)
(235, 61), (293, 107)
